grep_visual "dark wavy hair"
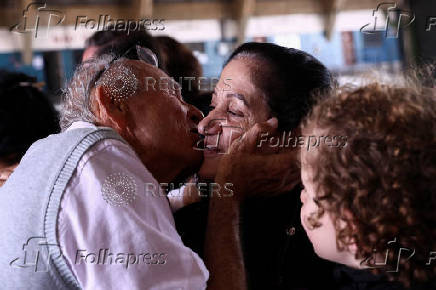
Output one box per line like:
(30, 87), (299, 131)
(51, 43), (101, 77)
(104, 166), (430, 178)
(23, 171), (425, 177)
(0, 70), (60, 164)
(302, 83), (436, 287)
(226, 42), (333, 131)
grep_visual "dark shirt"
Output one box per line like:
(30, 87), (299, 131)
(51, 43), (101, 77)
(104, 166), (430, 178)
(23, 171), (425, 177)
(333, 265), (404, 290)
(174, 186), (405, 290)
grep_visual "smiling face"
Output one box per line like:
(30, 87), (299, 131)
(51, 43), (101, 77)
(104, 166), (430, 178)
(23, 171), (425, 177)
(197, 58), (271, 179)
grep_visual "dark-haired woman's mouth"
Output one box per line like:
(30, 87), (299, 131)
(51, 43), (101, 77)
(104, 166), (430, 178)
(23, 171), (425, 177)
(203, 145), (220, 156)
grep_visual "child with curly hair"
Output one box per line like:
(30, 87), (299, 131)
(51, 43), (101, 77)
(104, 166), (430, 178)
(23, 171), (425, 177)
(300, 83), (436, 289)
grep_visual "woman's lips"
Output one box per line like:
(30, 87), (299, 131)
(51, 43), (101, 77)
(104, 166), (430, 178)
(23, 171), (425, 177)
(202, 143), (222, 157)
(204, 149), (219, 157)
(191, 131), (223, 156)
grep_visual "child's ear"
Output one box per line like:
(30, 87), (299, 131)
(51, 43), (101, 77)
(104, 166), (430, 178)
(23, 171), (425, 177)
(93, 86), (128, 131)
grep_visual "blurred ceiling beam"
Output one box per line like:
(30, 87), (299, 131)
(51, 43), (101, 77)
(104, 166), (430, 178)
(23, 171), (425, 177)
(235, 0), (256, 45)
(320, 0), (347, 40)
(0, 0), (381, 26)
(136, 0), (153, 17)
(21, 0), (33, 65)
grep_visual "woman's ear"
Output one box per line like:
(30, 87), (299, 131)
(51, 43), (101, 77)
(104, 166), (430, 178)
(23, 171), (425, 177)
(93, 86), (127, 131)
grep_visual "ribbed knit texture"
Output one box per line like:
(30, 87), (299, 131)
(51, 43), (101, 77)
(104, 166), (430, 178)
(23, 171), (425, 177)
(0, 127), (125, 290)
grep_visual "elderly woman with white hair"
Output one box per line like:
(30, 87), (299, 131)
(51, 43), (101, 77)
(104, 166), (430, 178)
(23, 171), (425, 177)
(0, 48), (206, 289)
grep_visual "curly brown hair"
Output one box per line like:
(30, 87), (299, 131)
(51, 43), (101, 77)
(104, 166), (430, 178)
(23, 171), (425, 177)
(302, 83), (436, 287)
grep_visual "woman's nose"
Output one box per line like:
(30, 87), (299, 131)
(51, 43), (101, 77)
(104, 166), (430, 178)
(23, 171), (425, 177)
(198, 115), (223, 135)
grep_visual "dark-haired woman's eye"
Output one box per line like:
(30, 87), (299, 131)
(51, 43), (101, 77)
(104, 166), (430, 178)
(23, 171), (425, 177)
(228, 110), (243, 117)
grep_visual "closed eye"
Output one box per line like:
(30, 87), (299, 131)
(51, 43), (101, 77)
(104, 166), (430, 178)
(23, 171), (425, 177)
(228, 110), (243, 117)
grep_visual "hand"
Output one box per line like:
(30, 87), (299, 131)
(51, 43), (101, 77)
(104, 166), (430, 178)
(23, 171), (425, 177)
(215, 118), (300, 203)
(182, 176), (202, 205)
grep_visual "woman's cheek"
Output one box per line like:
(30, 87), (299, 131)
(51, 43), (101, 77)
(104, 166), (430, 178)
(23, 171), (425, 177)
(219, 127), (243, 153)
(300, 204), (310, 232)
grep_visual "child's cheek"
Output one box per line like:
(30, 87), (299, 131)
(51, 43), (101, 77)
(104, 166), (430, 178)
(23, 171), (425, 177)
(300, 204), (311, 233)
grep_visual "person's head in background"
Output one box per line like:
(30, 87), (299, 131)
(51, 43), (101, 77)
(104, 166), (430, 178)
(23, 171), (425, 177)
(154, 36), (210, 114)
(198, 42), (332, 180)
(83, 28), (162, 67)
(95, 30), (163, 70)
(82, 30), (126, 61)
(0, 70), (60, 186)
(300, 83), (436, 288)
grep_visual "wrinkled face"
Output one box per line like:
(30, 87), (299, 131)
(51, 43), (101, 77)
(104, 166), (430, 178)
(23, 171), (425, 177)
(197, 58), (271, 179)
(124, 61), (204, 175)
(300, 148), (359, 268)
(82, 46), (99, 62)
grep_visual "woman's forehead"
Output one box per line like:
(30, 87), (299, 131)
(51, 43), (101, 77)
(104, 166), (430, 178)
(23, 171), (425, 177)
(218, 61), (266, 101)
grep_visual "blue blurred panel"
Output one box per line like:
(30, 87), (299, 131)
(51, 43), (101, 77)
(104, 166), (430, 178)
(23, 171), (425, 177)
(61, 50), (75, 81)
(352, 31), (401, 63)
(0, 52), (45, 82)
(352, 31), (365, 64)
(300, 32), (344, 69)
(201, 41), (231, 78)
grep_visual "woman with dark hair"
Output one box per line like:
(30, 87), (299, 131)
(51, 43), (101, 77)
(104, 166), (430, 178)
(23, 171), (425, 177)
(173, 42), (337, 289)
(0, 70), (60, 186)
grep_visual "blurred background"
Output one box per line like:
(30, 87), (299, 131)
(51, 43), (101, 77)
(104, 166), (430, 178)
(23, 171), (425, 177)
(0, 0), (434, 105)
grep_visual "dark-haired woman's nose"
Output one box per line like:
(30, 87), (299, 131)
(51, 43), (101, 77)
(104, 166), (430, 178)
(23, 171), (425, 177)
(187, 104), (204, 125)
(198, 114), (223, 136)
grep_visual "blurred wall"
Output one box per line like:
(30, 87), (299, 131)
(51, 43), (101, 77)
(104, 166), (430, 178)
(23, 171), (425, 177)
(410, 0), (436, 62)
